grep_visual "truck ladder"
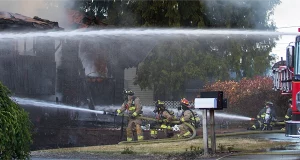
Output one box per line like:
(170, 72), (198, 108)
(272, 66), (292, 94)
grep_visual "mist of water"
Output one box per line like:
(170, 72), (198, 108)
(214, 113), (252, 121)
(12, 97), (107, 115)
(0, 28), (299, 40)
(13, 97), (252, 121)
(12, 96), (157, 117)
(168, 108), (252, 121)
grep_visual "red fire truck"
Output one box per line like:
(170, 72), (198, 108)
(272, 30), (300, 137)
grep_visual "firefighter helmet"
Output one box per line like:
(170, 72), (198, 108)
(180, 98), (190, 110)
(123, 89), (134, 96)
(288, 98), (292, 104)
(181, 98), (189, 106)
(154, 100), (165, 113)
(265, 101), (273, 107)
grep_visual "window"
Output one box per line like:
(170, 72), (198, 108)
(294, 41), (300, 76)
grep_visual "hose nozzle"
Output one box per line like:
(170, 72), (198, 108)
(250, 118), (256, 121)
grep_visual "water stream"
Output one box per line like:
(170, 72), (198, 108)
(13, 96), (252, 121)
(0, 28), (299, 40)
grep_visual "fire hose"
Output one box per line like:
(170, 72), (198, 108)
(116, 114), (197, 145)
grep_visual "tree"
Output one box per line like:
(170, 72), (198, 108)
(72, 0), (281, 99)
(70, 0), (111, 20)
(70, 0), (137, 26)
(133, 0), (280, 98)
(0, 82), (32, 159)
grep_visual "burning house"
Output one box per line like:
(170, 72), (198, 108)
(0, 11), (129, 107)
(0, 11), (146, 149)
(0, 10), (161, 149)
(0, 12), (62, 97)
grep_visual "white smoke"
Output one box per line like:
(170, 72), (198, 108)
(203, 0), (279, 29)
(205, 0), (251, 8)
(0, 0), (73, 29)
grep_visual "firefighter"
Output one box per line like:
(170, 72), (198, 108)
(150, 100), (176, 139)
(177, 98), (200, 138)
(116, 89), (143, 141)
(285, 99), (293, 121)
(281, 98), (293, 130)
(248, 101), (276, 130)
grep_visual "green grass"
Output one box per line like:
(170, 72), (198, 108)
(37, 137), (295, 155)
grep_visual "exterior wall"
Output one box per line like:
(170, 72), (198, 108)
(0, 38), (56, 95)
(124, 67), (154, 106)
(17, 38), (34, 56)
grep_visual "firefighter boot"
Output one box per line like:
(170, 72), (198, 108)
(135, 124), (144, 141)
(247, 125), (256, 130)
(126, 127), (133, 141)
(150, 129), (158, 139)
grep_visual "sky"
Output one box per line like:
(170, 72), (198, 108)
(272, 0), (300, 60)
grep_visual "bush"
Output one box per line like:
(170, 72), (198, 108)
(204, 76), (290, 118)
(0, 82), (32, 159)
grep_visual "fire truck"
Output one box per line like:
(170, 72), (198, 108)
(272, 30), (300, 137)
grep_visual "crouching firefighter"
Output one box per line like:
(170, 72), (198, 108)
(177, 98), (200, 138)
(150, 100), (176, 139)
(116, 89), (143, 141)
(248, 101), (276, 130)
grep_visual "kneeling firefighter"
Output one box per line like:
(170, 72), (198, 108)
(248, 101), (276, 130)
(150, 100), (176, 139)
(116, 89), (143, 141)
(177, 98), (201, 138)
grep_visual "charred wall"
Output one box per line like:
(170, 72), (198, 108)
(88, 66), (124, 105)
(56, 39), (85, 106)
(0, 38), (56, 95)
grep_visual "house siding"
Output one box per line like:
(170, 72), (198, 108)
(124, 67), (154, 106)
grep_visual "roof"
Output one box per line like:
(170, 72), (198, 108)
(0, 11), (63, 32)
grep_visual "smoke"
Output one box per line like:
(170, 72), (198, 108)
(205, 0), (251, 8)
(0, 0), (74, 29)
(203, 0), (279, 30)
(77, 34), (159, 77)
(79, 40), (103, 77)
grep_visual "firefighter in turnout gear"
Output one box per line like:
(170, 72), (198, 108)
(116, 89), (143, 141)
(150, 100), (176, 139)
(248, 101), (276, 130)
(285, 99), (293, 121)
(281, 99), (293, 130)
(177, 98), (200, 138)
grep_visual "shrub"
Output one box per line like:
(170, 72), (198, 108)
(204, 76), (290, 118)
(0, 82), (32, 159)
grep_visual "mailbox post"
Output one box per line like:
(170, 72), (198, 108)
(194, 91), (227, 156)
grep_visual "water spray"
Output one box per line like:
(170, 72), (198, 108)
(213, 113), (253, 121)
(13, 96), (253, 121)
(0, 28), (299, 40)
(11, 97), (114, 115)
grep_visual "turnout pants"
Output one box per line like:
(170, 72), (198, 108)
(126, 117), (143, 141)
